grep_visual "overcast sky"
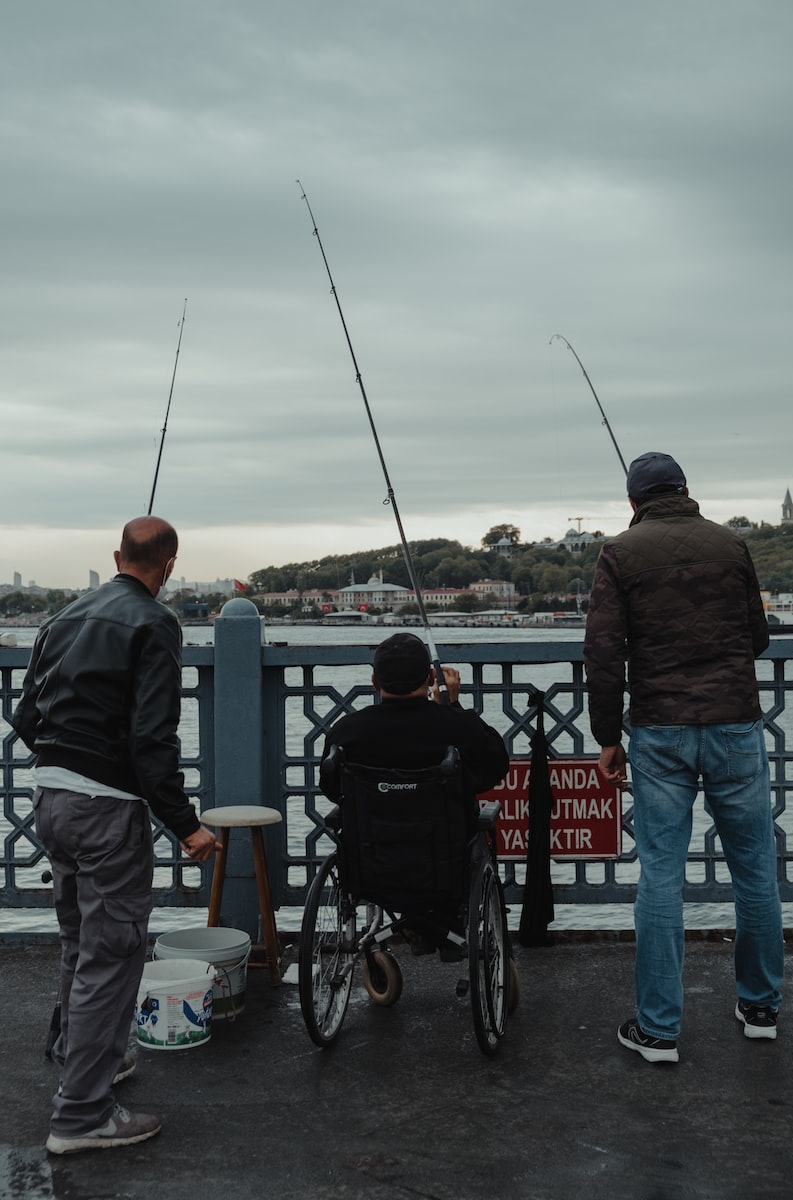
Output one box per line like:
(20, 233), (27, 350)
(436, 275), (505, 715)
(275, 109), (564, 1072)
(2, 1), (791, 589)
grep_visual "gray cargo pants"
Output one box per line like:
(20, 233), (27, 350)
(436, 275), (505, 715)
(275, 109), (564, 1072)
(34, 788), (154, 1136)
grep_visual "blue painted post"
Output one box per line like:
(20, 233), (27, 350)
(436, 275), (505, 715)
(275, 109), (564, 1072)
(212, 598), (265, 938)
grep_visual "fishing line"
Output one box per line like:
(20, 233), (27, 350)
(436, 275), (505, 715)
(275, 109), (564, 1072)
(296, 181), (448, 700)
(549, 334), (628, 477)
(148, 298), (188, 515)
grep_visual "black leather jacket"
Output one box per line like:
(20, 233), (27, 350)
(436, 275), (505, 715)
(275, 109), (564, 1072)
(11, 573), (200, 839)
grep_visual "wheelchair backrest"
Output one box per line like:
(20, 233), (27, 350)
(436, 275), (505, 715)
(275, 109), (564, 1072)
(328, 745), (475, 912)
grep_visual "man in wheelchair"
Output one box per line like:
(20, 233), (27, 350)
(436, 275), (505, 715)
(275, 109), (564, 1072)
(320, 632), (508, 956)
(303, 633), (513, 1054)
(321, 631), (507, 793)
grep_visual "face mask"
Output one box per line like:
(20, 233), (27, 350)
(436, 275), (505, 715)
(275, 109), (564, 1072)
(157, 556), (176, 601)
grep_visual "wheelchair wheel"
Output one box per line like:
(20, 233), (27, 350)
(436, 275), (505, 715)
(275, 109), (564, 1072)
(362, 949), (403, 1006)
(299, 853), (355, 1047)
(468, 857), (509, 1056)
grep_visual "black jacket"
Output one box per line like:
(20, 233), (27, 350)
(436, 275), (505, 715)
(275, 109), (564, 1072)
(584, 495), (768, 746)
(11, 573), (200, 839)
(320, 696), (509, 801)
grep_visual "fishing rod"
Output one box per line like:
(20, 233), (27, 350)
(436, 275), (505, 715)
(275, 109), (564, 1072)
(296, 180), (448, 701)
(148, 298), (188, 515)
(549, 334), (628, 476)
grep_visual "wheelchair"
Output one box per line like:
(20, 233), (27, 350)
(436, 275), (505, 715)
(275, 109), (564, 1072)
(298, 745), (518, 1056)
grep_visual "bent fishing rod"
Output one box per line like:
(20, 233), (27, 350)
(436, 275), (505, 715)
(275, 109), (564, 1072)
(549, 334), (628, 476)
(148, 298), (188, 515)
(296, 181), (448, 700)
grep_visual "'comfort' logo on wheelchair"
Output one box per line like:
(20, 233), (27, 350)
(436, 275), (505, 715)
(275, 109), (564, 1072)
(377, 782), (420, 792)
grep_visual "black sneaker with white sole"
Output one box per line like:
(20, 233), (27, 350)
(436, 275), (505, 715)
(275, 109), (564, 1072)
(735, 1000), (778, 1040)
(617, 1018), (679, 1063)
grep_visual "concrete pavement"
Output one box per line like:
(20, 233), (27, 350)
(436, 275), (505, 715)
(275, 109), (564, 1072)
(0, 934), (791, 1200)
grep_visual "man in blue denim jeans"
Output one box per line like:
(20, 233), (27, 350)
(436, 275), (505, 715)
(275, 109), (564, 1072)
(584, 452), (783, 1063)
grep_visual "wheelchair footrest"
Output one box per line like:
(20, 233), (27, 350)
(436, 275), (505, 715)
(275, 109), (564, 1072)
(455, 978), (469, 998)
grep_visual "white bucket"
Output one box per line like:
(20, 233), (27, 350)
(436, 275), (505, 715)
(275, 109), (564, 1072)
(154, 927), (251, 1020)
(136, 958), (215, 1051)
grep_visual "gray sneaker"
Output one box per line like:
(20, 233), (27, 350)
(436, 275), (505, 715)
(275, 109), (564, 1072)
(46, 1104), (161, 1155)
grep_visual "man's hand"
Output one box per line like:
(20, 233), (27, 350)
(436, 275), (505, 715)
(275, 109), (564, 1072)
(180, 825), (220, 862)
(598, 743), (627, 784)
(431, 666), (461, 704)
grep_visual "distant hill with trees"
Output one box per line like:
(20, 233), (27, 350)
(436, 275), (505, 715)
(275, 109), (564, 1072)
(247, 521), (793, 614)
(8, 521), (791, 623)
(738, 521), (793, 593)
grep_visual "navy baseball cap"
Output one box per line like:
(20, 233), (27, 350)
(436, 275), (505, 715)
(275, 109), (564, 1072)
(626, 452), (687, 505)
(372, 633), (431, 694)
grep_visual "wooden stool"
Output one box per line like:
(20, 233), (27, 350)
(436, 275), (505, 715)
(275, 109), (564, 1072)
(200, 805), (282, 986)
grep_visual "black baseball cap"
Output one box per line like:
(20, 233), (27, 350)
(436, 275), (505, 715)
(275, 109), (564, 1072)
(372, 633), (431, 695)
(626, 452), (687, 505)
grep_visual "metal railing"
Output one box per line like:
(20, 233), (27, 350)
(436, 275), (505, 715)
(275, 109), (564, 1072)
(2, 611), (792, 930)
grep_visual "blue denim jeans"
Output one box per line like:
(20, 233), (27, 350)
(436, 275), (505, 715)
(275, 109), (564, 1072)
(628, 722), (783, 1040)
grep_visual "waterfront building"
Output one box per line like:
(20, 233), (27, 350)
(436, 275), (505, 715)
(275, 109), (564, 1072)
(335, 572), (412, 612)
(470, 578), (519, 606)
(421, 586), (467, 610)
(255, 588), (335, 612)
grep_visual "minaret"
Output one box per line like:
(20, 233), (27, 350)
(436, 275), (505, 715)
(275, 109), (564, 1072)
(783, 489), (793, 525)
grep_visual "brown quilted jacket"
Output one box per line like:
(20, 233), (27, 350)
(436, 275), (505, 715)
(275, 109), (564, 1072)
(584, 494), (768, 746)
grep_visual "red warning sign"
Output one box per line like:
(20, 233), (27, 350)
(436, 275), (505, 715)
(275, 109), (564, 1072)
(478, 757), (622, 861)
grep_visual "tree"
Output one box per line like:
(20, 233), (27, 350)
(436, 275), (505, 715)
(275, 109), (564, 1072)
(453, 591), (481, 613)
(534, 564), (569, 596)
(510, 561), (534, 595)
(45, 590), (78, 615)
(434, 555), (481, 588)
(0, 591), (48, 617)
(481, 524), (521, 549)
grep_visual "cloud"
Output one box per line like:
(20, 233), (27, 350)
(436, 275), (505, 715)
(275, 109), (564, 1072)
(1, 1), (792, 588)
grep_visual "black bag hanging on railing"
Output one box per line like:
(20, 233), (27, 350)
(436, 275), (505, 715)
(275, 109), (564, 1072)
(518, 692), (556, 947)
